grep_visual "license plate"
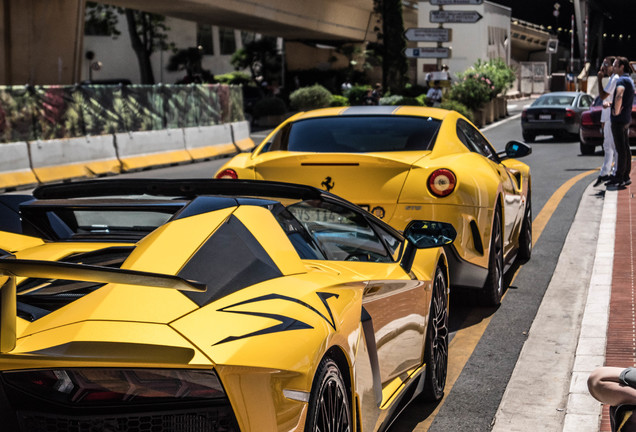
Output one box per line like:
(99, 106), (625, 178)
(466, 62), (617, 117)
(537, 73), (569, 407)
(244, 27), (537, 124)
(539, 114), (552, 120)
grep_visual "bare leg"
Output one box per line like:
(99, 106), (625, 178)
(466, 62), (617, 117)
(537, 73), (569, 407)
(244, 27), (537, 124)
(588, 367), (636, 406)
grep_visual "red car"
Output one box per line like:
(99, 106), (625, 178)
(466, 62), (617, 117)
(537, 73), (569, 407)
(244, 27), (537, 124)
(579, 96), (636, 155)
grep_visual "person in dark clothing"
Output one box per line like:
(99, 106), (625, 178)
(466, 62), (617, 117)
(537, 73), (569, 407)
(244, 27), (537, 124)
(605, 57), (635, 189)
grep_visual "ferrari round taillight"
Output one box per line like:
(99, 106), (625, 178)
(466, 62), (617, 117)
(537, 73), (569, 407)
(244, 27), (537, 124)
(215, 169), (238, 179)
(2, 368), (227, 405)
(428, 169), (456, 197)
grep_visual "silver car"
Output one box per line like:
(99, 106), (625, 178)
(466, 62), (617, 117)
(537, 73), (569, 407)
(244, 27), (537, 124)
(521, 91), (594, 142)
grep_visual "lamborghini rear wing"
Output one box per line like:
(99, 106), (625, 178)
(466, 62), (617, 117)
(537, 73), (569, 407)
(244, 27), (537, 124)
(0, 258), (206, 353)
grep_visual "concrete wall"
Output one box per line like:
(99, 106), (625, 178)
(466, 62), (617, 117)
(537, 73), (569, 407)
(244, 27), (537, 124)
(83, 15), (244, 84)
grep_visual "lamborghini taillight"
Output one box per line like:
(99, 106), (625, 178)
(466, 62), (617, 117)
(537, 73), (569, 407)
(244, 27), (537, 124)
(2, 368), (226, 404)
(428, 169), (456, 197)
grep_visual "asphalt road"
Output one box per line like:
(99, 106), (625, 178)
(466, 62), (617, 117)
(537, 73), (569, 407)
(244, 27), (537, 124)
(392, 101), (606, 431)
(3, 101), (607, 431)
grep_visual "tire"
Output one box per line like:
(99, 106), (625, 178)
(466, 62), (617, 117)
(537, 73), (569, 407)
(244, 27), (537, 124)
(305, 357), (352, 432)
(483, 206), (504, 306)
(580, 141), (595, 155)
(522, 132), (535, 143)
(517, 194), (532, 264)
(421, 265), (449, 402)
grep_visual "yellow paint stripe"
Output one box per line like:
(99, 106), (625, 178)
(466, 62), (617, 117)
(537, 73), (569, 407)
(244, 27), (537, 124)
(417, 168), (597, 430)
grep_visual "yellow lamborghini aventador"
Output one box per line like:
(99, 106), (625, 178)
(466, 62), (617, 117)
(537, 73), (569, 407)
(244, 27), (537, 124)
(0, 178), (456, 432)
(215, 106), (532, 305)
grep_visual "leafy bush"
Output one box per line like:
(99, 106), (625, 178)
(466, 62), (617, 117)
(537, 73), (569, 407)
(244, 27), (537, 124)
(440, 99), (473, 122)
(330, 95), (349, 107)
(449, 71), (493, 111)
(401, 83), (429, 98)
(347, 85), (372, 105)
(289, 84), (333, 111)
(253, 97), (287, 117)
(473, 58), (516, 96)
(215, 71), (252, 85)
(379, 95), (422, 106)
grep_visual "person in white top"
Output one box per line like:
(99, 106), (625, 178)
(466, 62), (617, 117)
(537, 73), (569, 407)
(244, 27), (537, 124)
(594, 56), (619, 187)
(426, 81), (443, 107)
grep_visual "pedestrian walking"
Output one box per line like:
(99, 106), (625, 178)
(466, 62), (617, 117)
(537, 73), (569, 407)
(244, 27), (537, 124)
(594, 56), (619, 187)
(604, 57), (635, 189)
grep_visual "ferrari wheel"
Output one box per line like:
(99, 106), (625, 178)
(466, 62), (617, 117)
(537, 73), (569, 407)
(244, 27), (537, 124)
(422, 265), (448, 402)
(517, 195), (532, 264)
(305, 357), (352, 432)
(483, 206), (504, 306)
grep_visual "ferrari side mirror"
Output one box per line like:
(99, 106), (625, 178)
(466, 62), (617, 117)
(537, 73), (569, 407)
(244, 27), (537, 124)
(499, 140), (532, 160)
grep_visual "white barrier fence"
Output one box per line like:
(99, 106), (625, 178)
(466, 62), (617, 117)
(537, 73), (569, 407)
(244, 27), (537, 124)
(0, 121), (254, 191)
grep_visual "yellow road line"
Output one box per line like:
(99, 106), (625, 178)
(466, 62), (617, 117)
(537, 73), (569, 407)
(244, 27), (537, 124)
(417, 168), (597, 430)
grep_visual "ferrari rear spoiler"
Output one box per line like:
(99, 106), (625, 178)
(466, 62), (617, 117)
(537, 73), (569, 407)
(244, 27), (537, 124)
(0, 258), (206, 353)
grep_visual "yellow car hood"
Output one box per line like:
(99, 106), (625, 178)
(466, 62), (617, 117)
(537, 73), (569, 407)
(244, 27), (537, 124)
(252, 151), (431, 202)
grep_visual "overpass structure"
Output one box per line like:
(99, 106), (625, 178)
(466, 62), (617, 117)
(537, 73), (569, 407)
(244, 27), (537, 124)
(1, 0), (388, 85)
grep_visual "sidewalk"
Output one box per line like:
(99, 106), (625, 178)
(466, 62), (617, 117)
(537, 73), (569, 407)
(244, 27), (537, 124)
(492, 164), (636, 431)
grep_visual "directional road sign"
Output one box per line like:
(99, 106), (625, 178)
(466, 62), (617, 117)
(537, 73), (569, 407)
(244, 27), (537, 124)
(404, 27), (452, 42)
(430, 10), (483, 23)
(404, 47), (451, 59)
(430, 0), (483, 5)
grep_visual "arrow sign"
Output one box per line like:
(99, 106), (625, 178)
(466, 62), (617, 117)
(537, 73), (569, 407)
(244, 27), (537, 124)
(431, 0), (483, 4)
(404, 28), (452, 42)
(430, 10), (483, 23)
(404, 47), (451, 59)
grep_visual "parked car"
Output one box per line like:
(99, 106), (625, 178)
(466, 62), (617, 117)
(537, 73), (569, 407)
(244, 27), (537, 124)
(579, 96), (636, 155)
(521, 91), (594, 142)
(215, 106), (532, 306)
(0, 178), (456, 432)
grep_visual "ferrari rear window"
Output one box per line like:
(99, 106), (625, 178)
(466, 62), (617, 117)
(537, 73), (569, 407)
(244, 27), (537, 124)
(263, 116), (441, 153)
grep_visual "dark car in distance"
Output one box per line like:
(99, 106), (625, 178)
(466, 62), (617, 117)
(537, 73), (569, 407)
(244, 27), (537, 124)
(521, 91), (594, 143)
(579, 96), (636, 155)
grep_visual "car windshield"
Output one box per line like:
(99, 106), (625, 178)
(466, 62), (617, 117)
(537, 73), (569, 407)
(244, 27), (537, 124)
(263, 115), (441, 153)
(533, 95), (575, 106)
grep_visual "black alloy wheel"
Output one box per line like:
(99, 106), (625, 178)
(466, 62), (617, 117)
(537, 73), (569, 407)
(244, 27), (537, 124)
(517, 194), (532, 263)
(305, 357), (352, 432)
(422, 265), (449, 401)
(483, 206), (504, 306)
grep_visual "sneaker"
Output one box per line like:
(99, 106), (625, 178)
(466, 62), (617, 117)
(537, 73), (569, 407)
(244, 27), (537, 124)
(606, 176), (620, 186)
(626, 179), (632, 186)
(594, 175), (608, 187)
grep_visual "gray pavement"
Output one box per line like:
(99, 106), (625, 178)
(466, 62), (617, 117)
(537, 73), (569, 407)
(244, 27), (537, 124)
(492, 183), (613, 431)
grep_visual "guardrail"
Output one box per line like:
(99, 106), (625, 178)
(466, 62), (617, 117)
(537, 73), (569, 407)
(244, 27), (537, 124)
(0, 120), (253, 191)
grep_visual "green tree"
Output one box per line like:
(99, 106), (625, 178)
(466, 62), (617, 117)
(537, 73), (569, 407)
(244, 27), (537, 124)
(85, 2), (174, 84)
(371, 0), (408, 93)
(230, 37), (282, 94)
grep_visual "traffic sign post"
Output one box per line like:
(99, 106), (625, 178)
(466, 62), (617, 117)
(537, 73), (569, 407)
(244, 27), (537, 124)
(404, 47), (451, 59)
(430, 10), (483, 23)
(404, 28), (452, 42)
(430, 0), (483, 4)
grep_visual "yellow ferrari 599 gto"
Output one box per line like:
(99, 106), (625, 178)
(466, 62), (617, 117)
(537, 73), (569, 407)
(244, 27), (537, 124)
(0, 178), (456, 432)
(216, 106), (532, 305)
